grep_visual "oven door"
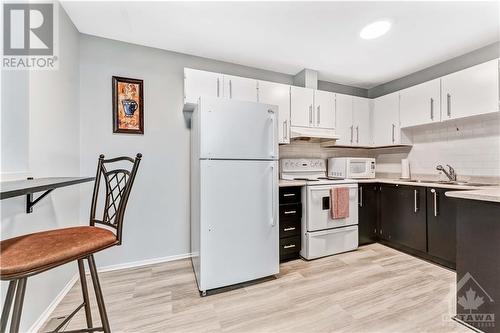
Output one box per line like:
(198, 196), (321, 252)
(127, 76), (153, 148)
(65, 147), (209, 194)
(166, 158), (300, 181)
(305, 184), (358, 232)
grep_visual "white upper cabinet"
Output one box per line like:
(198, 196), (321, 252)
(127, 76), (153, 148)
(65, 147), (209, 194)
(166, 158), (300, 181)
(290, 86), (314, 128)
(441, 59), (499, 121)
(400, 79), (441, 128)
(184, 68), (223, 105)
(313, 90), (335, 129)
(352, 97), (371, 146)
(258, 81), (291, 144)
(373, 92), (400, 146)
(335, 93), (354, 145)
(223, 75), (258, 102)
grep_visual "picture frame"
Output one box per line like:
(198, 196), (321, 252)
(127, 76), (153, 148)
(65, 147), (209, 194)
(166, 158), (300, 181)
(112, 76), (144, 134)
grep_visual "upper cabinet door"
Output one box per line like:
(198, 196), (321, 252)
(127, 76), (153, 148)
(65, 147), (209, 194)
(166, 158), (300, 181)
(335, 93), (353, 145)
(223, 75), (258, 102)
(373, 92), (400, 146)
(184, 68), (223, 104)
(400, 79), (441, 128)
(441, 59), (499, 121)
(314, 90), (335, 129)
(352, 97), (371, 146)
(258, 81), (291, 144)
(290, 86), (314, 128)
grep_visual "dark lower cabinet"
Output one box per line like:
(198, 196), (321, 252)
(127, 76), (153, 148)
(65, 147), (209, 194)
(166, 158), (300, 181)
(455, 199), (500, 333)
(379, 184), (427, 253)
(279, 187), (302, 262)
(358, 184), (379, 245)
(427, 188), (460, 268)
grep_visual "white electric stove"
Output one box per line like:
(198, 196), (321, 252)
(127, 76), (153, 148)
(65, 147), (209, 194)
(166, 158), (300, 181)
(280, 159), (359, 260)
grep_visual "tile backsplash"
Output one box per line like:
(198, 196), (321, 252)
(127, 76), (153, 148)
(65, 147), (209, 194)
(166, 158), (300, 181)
(279, 114), (500, 179)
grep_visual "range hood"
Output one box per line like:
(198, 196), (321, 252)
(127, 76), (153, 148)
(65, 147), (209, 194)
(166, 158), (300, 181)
(290, 126), (340, 140)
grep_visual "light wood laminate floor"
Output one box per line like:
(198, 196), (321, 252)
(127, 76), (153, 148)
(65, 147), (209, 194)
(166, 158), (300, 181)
(42, 244), (471, 333)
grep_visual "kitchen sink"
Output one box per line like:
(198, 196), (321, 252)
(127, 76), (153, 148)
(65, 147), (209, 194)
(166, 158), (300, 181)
(402, 179), (442, 183)
(400, 179), (497, 186)
(452, 182), (497, 186)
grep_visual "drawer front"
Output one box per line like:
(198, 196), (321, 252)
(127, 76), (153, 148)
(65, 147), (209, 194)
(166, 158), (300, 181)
(279, 218), (300, 238)
(279, 236), (301, 256)
(301, 226), (358, 260)
(279, 203), (301, 221)
(279, 187), (301, 204)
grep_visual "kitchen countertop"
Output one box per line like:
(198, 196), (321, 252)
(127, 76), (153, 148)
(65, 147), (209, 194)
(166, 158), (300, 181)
(279, 178), (497, 190)
(445, 188), (500, 203)
(279, 179), (307, 187)
(279, 178), (500, 202)
(356, 178), (497, 190)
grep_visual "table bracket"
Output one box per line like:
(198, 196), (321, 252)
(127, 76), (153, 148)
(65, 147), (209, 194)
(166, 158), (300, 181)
(26, 189), (54, 214)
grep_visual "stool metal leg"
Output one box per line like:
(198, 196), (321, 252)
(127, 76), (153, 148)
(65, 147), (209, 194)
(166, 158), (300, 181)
(78, 259), (93, 329)
(1, 280), (17, 333)
(10, 278), (26, 333)
(87, 255), (110, 333)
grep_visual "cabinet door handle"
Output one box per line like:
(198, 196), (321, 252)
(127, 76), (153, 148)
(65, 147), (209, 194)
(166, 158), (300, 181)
(414, 189), (418, 213)
(350, 125), (354, 143)
(430, 98), (434, 120)
(283, 193), (295, 197)
(283, 121), (286, 140)
(283, 244), (296, 249)
(229, 80), (233, 98)
(217, 78), (220, 97)
(447, 93), (451, 117)
(317, 105), (321, 126)
(284, 210), (297, 214)
(283, 227), (296, 231)
(309, 105), (313, 125)
(431, 188), (438, 217)
(356, 126), (359, 143)
(391, 124), (396, 143)
(359, 186), (363, 207)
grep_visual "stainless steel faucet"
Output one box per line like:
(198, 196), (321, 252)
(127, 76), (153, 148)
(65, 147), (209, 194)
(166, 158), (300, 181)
(436, 164), (457, 181)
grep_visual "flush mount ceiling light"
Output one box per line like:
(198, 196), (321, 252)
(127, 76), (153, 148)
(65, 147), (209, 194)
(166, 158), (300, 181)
(360, 20), (392, 40)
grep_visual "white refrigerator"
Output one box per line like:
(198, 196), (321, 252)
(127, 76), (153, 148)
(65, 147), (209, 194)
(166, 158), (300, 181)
(190, 97), (279, 295)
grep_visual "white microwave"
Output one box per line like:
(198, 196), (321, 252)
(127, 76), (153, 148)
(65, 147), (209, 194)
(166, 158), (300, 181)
(328, 157), (376, 179)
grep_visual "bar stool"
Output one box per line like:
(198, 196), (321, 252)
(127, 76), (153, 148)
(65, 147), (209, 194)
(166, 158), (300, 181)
(0, 153), (142, 333)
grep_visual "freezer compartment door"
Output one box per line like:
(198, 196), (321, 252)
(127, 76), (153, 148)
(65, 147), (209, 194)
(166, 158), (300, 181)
(305, 184), (358, 232)
(301, 226), (358, 260)
(199, 97), (278, 160)
(199, 160), (279, 291)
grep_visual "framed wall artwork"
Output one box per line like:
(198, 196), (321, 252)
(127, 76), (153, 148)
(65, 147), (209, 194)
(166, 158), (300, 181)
(112, 76), (144, 134)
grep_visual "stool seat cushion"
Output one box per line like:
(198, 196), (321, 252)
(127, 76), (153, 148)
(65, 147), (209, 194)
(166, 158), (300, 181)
(1, 226), (117, 279)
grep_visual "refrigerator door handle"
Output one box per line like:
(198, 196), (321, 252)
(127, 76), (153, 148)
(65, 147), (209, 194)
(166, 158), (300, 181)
(271, 165), (276, 226)
(268, 109), (277, 158)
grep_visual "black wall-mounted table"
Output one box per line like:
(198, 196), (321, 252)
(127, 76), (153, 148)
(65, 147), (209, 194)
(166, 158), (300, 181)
(1, 177), (94, 213)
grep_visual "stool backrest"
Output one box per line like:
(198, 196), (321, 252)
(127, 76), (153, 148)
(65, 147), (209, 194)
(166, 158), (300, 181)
(90, 153), (142, 244)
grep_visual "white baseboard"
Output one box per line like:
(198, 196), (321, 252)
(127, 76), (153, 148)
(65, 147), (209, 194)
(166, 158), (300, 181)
(28, 273), (79, 333)
(97, 252), (193, 273)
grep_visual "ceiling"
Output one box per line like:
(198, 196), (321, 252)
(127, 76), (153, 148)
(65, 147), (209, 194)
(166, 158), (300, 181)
(61, 1), (499, 89)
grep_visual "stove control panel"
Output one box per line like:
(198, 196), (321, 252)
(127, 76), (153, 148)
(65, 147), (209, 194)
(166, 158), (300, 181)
(280, 159), (326, 172)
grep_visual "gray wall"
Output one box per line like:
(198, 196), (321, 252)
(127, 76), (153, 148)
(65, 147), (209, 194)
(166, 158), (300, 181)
(319, 80), (368, 98)
(0, 4), (81, 332)
(368, 42), (500, 98)
(1, 71), (29, 175)
(77, 34), (302, 269)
